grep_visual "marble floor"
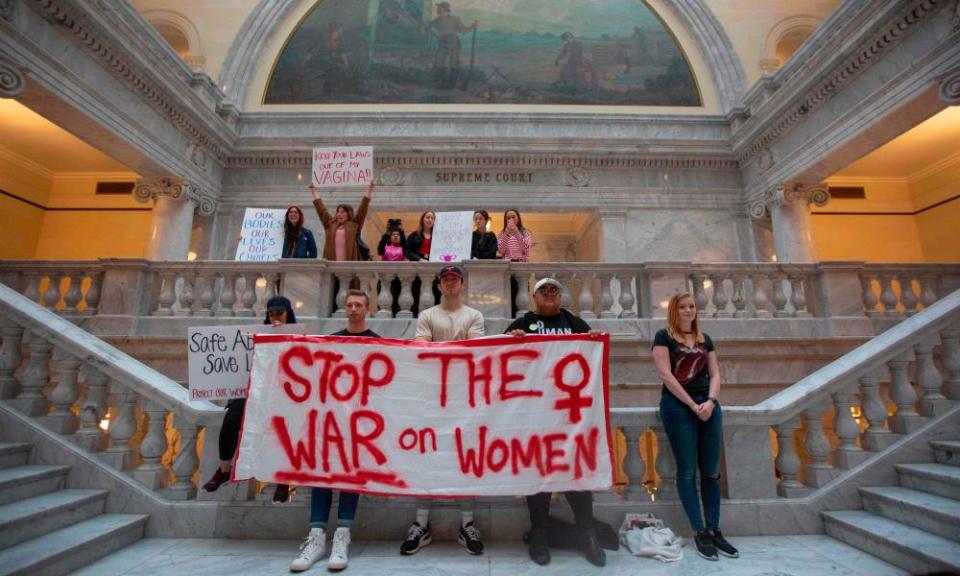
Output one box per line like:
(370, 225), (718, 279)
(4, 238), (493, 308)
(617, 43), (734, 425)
(72, 534), (906, 576)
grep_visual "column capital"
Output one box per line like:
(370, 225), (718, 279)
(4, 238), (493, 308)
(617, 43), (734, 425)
(0, 56), (26, 98)
(0, 0), (15, 23)
(940, 66), (960, 105)
(748, 182), (830, 219)
(134, 178), (218, 216)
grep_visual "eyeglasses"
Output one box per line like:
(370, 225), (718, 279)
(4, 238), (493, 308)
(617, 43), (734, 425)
(537, 287), (560, 296)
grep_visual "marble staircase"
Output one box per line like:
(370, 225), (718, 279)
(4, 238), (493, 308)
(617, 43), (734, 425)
(823, 439), (960, 574)
(0, 441), (148, 576)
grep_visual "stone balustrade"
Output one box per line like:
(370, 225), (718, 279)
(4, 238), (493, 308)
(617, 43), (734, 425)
(859, 264), (950, 318)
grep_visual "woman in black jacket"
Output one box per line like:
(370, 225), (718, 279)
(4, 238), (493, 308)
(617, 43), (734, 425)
(404, 211), (435, 261)
(471, 210), (498, 259)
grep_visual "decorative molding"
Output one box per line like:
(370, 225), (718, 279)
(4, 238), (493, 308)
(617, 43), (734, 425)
(0, 0), (15, 23)
(738, 0), (943, 164)
(0, 145), (54, 179)
(0, 56), (26, 98)
(564, 166), (591, 187)
(378, 166), (406, 187)
(952, 0), (960, 32)
(761, 15), (824, 74)
(939, 67), (960, 104)
(226, 153), (740, 171)
(28, 0), (229, 161)
(748, 183), (830, 219)
(134, 177), (218, 216)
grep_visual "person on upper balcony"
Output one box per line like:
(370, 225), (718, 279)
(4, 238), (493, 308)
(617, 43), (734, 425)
(471, 210), (497, 259)
(280, 206), (318, 259)
(497, 208), (532, 262)
(404, 210), (435, 261)
(309, 182), (374, 261)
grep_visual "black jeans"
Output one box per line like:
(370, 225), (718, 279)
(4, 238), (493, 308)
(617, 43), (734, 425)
(219, 398), (245, 461)
(527, 491), (593, 531)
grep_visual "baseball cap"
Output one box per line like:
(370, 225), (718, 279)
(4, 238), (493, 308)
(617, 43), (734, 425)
(533, 277), (562, 292)
(265, 295), (291, 313)
(437, 265), (464, 280)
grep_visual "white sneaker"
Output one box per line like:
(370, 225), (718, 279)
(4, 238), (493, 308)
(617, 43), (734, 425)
(290, 527), (326, 572)
(327, 527), (351, 571)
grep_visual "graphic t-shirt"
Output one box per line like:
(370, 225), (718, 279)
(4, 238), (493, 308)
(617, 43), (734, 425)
(333, 328), (380, 338)
(383, 245), (405, 261)
(505, 309), (591, 335)
(652, 329), (715, 395)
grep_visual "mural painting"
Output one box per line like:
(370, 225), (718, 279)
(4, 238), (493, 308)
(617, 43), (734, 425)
(265, 0), (700, 106)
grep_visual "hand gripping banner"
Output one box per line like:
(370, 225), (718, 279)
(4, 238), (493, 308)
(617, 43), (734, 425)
(234, 333), (613, 497)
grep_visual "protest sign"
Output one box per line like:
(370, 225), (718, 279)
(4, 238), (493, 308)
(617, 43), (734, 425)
(312, 146), (373, 188)
(235, 208), (285, 261)
(430, 211), (473, 263)
(234, 334), (613, 497)
(187, 323), (305, 401)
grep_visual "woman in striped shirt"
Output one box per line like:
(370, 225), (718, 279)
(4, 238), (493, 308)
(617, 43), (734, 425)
(497, 209), (532, 261)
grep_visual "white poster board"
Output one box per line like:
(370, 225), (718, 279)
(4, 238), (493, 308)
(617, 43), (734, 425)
(312, 146), (373, 188)
(430, 211), (473, 263)
(187, 323), (305, 401)
(235, 208), (285, 261)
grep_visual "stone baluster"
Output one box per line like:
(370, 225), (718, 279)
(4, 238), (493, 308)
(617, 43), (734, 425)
(832, 383), (867, 469)
(887, 351), (923, 434)
(22, 272), (41, 304)
(238, 273), (258, 317)
(918, 275), (938, 309)
(13, 334), (52, 416)
(617, 274), (636, 318)
(942, 328), (960, 400)
(775, 418), (807, 497)
(620, 426), (648, 499)
(898, 276), (919, 316)
(43, 273), (63, 310)
(167, 415), (200, 500)
(154, 272), (177, 316)
(771, 272), (790, 317)
(731, 274), (749, 318)
(133, 399), (170, 490)
(75, 365), (108, 452)
(789, 275), (810, 317)
(914, 340), (948, 417)
(752, 273), (771, 318)
(710, 274), (730, 318)
(176, 272), (195, 316)
(599, 273), (615, 318)
(376, 272), (394, 318)
(45, 348), (81, 434)
(801, 400), (837, 487)
(878, 275), (898, 316)
(861, 275), (880, 317)
(102, 382), (139, 470)
(332, 275), (347, 318)
(515, 274), (531, 316)
(859, 371), (896, 451)
(83, 272), (103, 315)
(559, 273), (574, 309)
(652, 426), (677, 500)
(0, 321), (24, 399)
(690, 274), (709, 314)
(62, 272), (84, 314)
(264, 272), (280, 301)
(195, 272), (216, 317)
(578, 273), (596, 319)
(397, 274), (416, 318)
(218, 273), (238, 317)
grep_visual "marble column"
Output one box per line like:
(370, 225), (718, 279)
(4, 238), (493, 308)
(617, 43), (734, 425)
(750, 184), (829, 263)
(598, 209), (627, 263)
(134, 178), (218, 261)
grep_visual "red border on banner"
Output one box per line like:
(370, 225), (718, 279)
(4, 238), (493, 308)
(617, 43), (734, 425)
(228, 332), (614, 497)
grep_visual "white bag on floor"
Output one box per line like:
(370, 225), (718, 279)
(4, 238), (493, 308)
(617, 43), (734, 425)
(619, 513), (684, 563)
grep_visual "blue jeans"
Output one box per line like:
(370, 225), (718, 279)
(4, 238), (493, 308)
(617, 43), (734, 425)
(659, 390), (722, 532)
(309, 488), (359, 529)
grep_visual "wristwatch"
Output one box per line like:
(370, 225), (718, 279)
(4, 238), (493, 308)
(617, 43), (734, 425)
(708, 396), (720, 407)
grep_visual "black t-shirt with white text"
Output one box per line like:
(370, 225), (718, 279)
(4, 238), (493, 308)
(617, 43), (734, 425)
(505, 309), (591, 335)
(652, 329), (715, 395)
(332, 328), (380, 338)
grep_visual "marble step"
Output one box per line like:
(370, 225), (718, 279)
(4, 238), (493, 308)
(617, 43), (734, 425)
(860, 485), (960, 542)
(931, 440), (960, 467)
(0, 513), (148, 576)
(823, 510), (960, 574)
(0, 444), (30, 470)
(0, 489), (109, 549)
(896, 462), (960, 500)
(0, 465), (69, 506)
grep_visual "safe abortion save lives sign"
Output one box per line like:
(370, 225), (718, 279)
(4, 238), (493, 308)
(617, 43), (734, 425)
(234, 334), (613, 497)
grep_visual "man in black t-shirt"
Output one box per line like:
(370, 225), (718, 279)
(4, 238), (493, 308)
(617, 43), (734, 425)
(505, 277), (605, 567)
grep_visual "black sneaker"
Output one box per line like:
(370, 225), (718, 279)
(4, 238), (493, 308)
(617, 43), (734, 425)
(710, 529), (739, 558)
(694, 530), (718, 561)
(458, 522), (484, 555)
(578, 527), (606, 567)
(202, 468), (230, 492)
(400, 522), (431, 555)
(272, 484), (291, 504)
(528, 527), (550, 566)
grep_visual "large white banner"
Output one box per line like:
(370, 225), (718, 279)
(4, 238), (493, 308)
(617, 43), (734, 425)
(312, 146), (373, 188)
(430, 211), (473, 263)
(235, 208), (285, 261)
(234, 334), (613, 497)
(187, 324), (306, 401)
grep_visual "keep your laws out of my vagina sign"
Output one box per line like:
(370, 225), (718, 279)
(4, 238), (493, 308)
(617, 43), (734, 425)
(233, 333), (613, 497)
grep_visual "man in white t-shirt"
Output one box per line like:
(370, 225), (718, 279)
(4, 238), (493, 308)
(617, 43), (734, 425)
(400, 265), (485, 557)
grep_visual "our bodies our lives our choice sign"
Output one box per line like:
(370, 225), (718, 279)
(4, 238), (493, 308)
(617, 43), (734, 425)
(187, 324), (306, 401)
(234, 334), (613, 497)
(235, 208), (285, 261)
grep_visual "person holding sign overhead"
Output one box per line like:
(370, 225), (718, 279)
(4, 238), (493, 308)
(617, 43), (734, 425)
(290, 289), (379, 573)
(506, 277), (606, 567)
(309, 182), (374, 262)
(202, 295), (297, 503)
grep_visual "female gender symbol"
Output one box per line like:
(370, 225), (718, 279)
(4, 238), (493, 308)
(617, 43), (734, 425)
(552, 353), (592, 423)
